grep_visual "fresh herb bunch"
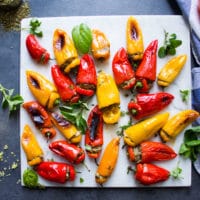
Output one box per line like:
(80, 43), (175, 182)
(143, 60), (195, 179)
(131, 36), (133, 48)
(0, 83), (24, 115)
(180, 89), (190, 103)
(29, 18), (43, 37)
(179, 126), (200, 162)
(158, 30), (182, 58)
(59, 101), (89, 134)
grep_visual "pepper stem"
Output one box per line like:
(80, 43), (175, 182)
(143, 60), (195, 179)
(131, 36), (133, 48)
(82, 162), (91, 172)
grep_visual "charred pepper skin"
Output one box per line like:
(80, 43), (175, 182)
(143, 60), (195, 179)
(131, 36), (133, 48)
(135, 40), (158, 93)
(76, 54), (97, 97)
(23, 101), (56, 139)
(36, 161), (76, 184)
(85, 105), (103, 159)
(51, 65), (80, 103)
(128, 92), (174, 120)
(49, 140), (85, 164)
(135, 163), (170, 185)
(112, 47), (136, 90)
(26, 34), (50, 64)
(127, 141), (177, 163)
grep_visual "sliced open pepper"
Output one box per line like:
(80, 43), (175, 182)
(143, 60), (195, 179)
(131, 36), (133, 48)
(76, 54), (97, 97)
(91, 29), (110, 61)
(128, 92), (174, 120)
(36, 161), (76, 184)
(96, 71), (120, 124)
(85, 105), (103, 159)
(53, 29), (80, 73)
(51, 65), (80, 103)
(21, 124), (43, 166)
(26, 70), (60, 110)
(49, 140), (85, 164)
(112, 47), (136, 90)
(23, 101), (56, 139)
(51, 112), (82, 144)
(127, 141), (177, 163)
(126, 16), (144, 61)
(135, 39), (158, 93)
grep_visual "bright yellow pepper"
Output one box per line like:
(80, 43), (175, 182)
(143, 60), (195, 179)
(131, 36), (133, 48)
(26, 70), (60, 110)
(21, 124), (43, 166)
(160, 109), (199, 142)
(126, 16), (144, 61)
(53, 29), (80, 73)
(157, 54), (187, 87)
(124, 112), (169, 146)
(96, 71), (120, 124)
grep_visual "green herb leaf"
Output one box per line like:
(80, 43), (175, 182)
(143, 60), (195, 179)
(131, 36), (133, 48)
(29, 18), (43, 37)
(180, 89), (190, 103)
(170, 162), (182, 179)
(80, 177), (84, 183)
(158, 46), (166, 58)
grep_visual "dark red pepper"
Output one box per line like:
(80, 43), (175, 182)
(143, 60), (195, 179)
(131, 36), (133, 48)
(23, 101), (56, 139)
(128, 92), (174, 120)
(51, 65), (80, 102)
(85, 105), (103, 159)
(127, 141), (177, 163)
(76, 54), (97, 97)
(49, 140), (85, 164)
(135, 40), (158, 93)
(112, 47), (136, 89)
(135, 163), (170, 185)
(36, 161), (76, 184)
(26, 34), (50, 64)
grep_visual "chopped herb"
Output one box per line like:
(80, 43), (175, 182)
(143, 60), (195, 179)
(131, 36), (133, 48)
(11, 162), (18, 169)
(170, 162), (183, 179)
(3, 145), (8, 150)
(116, 120), (132, 137)
(80, 177), (84, 183)
(180, 89), (190, 103)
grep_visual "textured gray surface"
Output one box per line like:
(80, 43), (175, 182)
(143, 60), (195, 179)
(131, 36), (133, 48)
(0, 0), (199, 199)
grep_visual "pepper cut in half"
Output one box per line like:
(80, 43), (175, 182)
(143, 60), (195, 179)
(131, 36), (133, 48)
(26, 70), (60, 110)
(53, 29), (80, 73)
(96, 71), (120, 124)
(126, 16), (144, 61)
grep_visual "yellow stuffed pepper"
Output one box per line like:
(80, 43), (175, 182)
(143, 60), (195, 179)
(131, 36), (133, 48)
(21, 124), (43, 166)
(26, 70), (60, 110)
(96, 71), (120, 124)
(157, 54), (187, 87)
(124, 112), (169, 146)
(126, 16), (144, 61)
(53, 29), (80, 73)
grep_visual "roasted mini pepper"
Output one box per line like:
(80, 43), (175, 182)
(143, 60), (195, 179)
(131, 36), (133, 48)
(112, 47), (136, 90)
(127, 141), (177, 163)
(135, 39), (158, 93)
(76, 54), (97, 97)
(26, 70), (60, 110)
(85, 105), (103, 159)
(126, 16), (144, 61)
(51, 112), (82, 143)
(23, 101), (56, 139)
(157, 54), (187, 87)
(53, 29), (80, 73)
(128, 92), (174, 120)
(36, 161), (76, 184)
(95, 137), (120, 184)
(124, 112), (169, 147)
(160, 109), (199, 142)
(96, 71), (120, 124)
(21, 124), (43, 166)
(26, 34), (50, 64)
(91, 29), (110, 60)
(135, 163), (170, 185)
(49, 140), (85, 164)
(51, 65), (80, 103)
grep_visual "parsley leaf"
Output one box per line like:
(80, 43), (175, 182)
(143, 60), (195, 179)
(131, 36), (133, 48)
(180, 89), (190, 103)
(29, 18), (43, 37)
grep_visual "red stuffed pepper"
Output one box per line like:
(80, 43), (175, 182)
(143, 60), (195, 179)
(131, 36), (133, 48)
(135, 39), (158, 93)
(128, 92), (174, 120)
(85, 105), (103, 159)
(51, 65), (80, 102)
(36, 161), (76, 184)
(26, 34), (50, 64)
(127, 141), (177, 163)
(76, 54), (97, 97)
(49, 140), (85, 164)
(135, 163), (170, 185)
(23, 101), (56, 139)
(112, 47), (136, 89)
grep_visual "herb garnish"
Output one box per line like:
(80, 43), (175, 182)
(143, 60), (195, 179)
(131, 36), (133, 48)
(29, 18), (43, 37)
(180, 89), (190, 103)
